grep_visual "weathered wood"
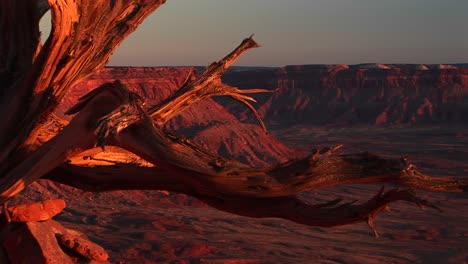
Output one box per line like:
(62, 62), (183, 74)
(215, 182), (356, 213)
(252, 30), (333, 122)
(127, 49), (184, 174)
(0, 0), (44, 151)
(46, 164), (187, 193)
(150, 36), (269, 130)
(45, 163), (446, 234)
(0, 0), (42, 89)
(0, 83), (130, 200)
(94, 36), (272, 143)
(0, 0), (167, 165)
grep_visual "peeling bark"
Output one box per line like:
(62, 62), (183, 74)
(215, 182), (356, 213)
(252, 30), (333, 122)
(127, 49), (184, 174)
(0, 0), (44, 147)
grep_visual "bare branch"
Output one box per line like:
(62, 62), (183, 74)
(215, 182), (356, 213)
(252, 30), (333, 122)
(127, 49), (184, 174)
(44, 165), (440, 234)
(203, 187), (439, 235)
(0, 0), (43, 94)
(34, 0), (167, 98)
(150, 36), (263, 125)
(45, 164), (189, 193)
(115, 116), (468, 198)
(94, 36), (271, 138)
(16, 80), (460, 232)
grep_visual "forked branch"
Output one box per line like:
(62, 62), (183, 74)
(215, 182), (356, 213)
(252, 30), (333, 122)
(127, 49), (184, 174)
(94, 36), (273, 141)
(150, 35), (268, 129)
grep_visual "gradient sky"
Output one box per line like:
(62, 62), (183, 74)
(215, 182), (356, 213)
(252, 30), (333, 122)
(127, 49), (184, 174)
(40, 0), (468, 66)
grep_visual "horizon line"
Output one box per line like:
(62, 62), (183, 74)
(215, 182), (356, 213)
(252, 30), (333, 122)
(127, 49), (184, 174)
(105, 62), (468, 68)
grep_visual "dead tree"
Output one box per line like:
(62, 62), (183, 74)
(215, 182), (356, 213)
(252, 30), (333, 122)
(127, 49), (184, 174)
(1, 0), (467, 236)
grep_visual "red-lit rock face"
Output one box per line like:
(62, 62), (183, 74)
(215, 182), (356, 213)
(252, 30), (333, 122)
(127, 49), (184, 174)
(223, 64), (468, 126)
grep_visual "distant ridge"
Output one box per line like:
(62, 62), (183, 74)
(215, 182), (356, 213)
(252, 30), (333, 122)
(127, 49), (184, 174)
(221, 64), (468, 126)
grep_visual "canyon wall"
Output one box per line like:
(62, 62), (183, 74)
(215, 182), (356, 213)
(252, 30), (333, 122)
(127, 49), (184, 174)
(222, 64), (468, 126)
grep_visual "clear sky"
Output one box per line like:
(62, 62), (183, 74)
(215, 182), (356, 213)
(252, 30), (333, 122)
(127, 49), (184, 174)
(40, 0), (468, 66)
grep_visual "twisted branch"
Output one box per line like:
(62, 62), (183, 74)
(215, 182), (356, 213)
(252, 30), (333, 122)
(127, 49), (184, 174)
(45, 164), (441, 236)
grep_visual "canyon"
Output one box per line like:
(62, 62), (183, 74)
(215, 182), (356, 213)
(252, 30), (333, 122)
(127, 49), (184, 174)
(222, 64), (468, 126)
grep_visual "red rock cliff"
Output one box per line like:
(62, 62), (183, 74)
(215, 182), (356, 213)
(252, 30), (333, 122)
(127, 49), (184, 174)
(222, 64), (468, 126)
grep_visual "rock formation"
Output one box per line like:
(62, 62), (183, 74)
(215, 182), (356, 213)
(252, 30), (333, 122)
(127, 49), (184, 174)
(222, 64), (468, 126)
(0, 200), (108, 263)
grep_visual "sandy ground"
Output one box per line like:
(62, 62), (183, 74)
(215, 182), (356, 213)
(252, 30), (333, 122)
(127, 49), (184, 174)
(55, 186), (468, 264)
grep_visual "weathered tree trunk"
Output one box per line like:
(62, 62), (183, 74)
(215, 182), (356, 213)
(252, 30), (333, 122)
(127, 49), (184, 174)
(0, 0), (466, 239)
(0, 0), (167, 162)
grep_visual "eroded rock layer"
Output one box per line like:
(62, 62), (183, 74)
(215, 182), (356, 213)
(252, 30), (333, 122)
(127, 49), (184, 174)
(222, 64), (468, 126)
